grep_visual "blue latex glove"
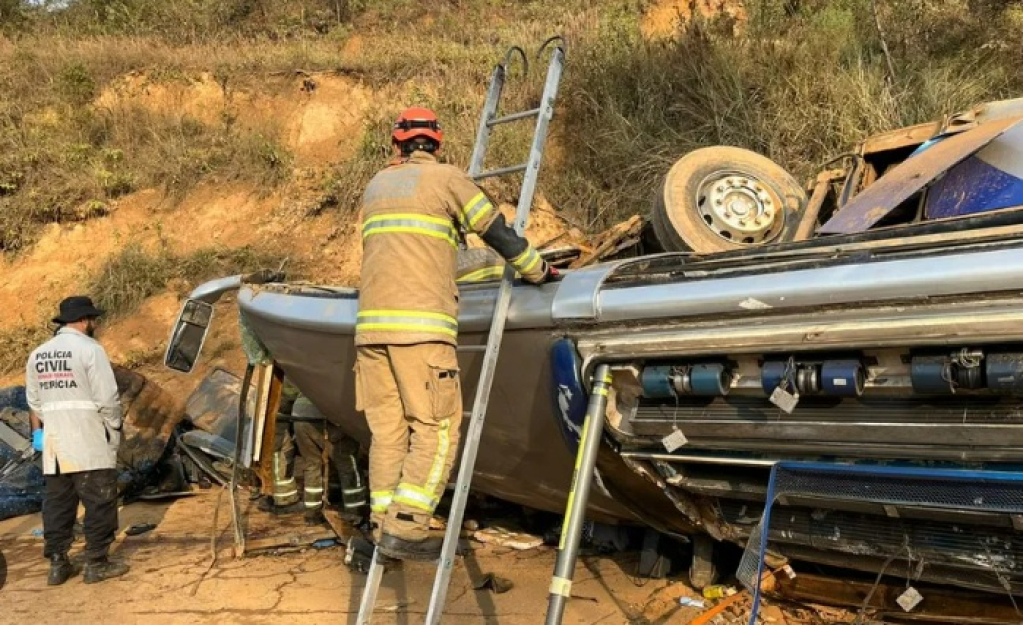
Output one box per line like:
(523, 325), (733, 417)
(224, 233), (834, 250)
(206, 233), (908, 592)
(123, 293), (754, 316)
(32, 429), (43, 452)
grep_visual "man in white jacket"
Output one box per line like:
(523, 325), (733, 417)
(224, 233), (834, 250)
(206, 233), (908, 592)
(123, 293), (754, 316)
(26, 296), (129, 585)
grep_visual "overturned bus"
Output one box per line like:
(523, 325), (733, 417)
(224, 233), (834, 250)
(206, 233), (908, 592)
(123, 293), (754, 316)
(165, 97), (1023, 596)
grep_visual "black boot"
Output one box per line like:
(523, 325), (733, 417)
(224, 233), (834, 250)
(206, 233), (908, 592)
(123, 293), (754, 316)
(83, 558), (129, 584)
(47, 553), (77, 586)
(344, 536), (397, 573)
(257, 496), (304, 515)
(304, 508), (327, 526)
(377, 532), (443, 562)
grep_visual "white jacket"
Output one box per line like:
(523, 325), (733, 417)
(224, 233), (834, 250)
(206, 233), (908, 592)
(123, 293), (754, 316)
(25, 328), (122, 475)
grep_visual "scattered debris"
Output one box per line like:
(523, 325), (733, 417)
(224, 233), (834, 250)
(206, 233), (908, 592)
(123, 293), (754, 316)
(472, 572), (514, 594)
(703, 584), (738, 599)
(1, 367), (187, 521)
(312, 538), (337, 549)
(125, 522), (157, 536)
(680, 597), (707, 608)
(570, 214), (644, 268)
(760, 605), (789, 624)
(775, 571), (1021, 623)
(689, 591), (748, 625)
(473, 526), (544, 550)
(896, 586), (924, 611)
(244, 530), (337, 555)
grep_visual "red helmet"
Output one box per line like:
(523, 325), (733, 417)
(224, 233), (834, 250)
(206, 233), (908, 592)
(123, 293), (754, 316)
(391, 107), (443, 145)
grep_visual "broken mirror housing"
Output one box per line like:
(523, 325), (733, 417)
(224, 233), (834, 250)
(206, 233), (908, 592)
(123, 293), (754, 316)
(164, 299), (214, 373)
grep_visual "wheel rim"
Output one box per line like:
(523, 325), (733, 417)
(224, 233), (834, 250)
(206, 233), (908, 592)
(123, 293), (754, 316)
(694, 171), (784, 244)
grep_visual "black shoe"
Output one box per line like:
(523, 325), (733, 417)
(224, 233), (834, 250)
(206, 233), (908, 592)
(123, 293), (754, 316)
(257, 497), (304, 515)
(83, 558), (129, 584)
(304, 509), (327, 526)
(377, 532), (443, 562)
(47, 553), (77, 586)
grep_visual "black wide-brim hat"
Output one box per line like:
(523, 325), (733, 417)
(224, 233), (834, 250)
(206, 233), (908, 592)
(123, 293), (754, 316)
(52, 296), (105, 324)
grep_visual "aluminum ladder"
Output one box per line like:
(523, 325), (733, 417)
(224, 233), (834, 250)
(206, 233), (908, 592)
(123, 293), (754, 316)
(356, 36), (566, 625)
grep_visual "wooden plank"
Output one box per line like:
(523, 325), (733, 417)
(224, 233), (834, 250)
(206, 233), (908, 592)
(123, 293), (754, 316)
(572, 214), (643, 268)
(255, 364), (285, 496)
(322, 509), (359, 540)
(775, 572), (1022, 624)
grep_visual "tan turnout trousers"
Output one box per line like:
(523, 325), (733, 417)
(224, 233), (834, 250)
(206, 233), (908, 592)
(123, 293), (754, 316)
(355, 342), (461, 540)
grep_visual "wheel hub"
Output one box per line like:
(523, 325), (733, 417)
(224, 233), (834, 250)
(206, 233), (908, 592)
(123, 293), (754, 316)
(698, 174), (782, 244)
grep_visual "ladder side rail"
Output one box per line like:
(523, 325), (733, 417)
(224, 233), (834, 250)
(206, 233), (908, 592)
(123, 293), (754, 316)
(511, 47), (565, 234)
(424, 45), (565, 625)
(468, 64), (506, 179)
(356, 550), (386, 624)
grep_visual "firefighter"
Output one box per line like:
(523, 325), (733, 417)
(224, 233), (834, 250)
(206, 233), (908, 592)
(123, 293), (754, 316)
(25, 296), (129, 585)
(355, 107), (558, 561)
(291, 393), (368, 526)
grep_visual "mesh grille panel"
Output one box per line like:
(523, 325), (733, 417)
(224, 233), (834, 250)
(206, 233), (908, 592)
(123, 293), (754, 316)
(737, 462), (1023, 625)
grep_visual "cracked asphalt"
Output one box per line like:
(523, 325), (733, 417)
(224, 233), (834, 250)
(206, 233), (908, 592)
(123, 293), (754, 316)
(0, 491), (704, 624)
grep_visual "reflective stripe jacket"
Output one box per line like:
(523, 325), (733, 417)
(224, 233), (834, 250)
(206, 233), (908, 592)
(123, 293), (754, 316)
(25, 328), (122, 475)
(356, 151), (545, 346)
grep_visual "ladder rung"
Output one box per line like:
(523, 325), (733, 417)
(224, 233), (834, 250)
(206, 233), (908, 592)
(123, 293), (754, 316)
(487, 108), (541, 127)
(475, 163), (528, 180)
(457, 345), (488, 353)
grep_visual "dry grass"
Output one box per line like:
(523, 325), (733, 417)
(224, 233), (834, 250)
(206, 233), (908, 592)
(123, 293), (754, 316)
(0, 241), (284, 375)
(0, 324), (54, 377)
(3, 0), (1023, 242)
(0, 34), (300, 251)
(551, 1), (1023, 228)
(88, 241), (285, 318)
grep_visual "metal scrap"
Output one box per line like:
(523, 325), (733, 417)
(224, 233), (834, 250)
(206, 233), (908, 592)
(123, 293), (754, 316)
(818, 117), (1023, 234)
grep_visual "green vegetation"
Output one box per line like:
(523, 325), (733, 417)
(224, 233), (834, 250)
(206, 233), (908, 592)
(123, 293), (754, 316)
(0, 241), (282, 375)
(553, 0), (1023, 227)
(87, 241), (283, 317)
(2, 0), (1023, 239)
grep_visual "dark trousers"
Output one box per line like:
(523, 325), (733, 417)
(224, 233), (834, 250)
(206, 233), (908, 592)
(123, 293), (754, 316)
(43, 467), (119, 562)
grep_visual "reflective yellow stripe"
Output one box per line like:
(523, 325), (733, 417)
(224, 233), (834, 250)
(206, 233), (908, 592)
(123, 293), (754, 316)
(457, 266), (507, 283)
(425, 419), (451, 495)
(462, 192), (494, 228)
(392, 488), (437, 513)
(371, 490), (393, 513)
(511, 247), (541, 275)
(362, 213), (458, 249)
(356, 310), (458, 337)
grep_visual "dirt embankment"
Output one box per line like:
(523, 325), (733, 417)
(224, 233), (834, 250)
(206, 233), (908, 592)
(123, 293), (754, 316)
(641, 0), (747, 38)
(0, 69), (579, 396)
